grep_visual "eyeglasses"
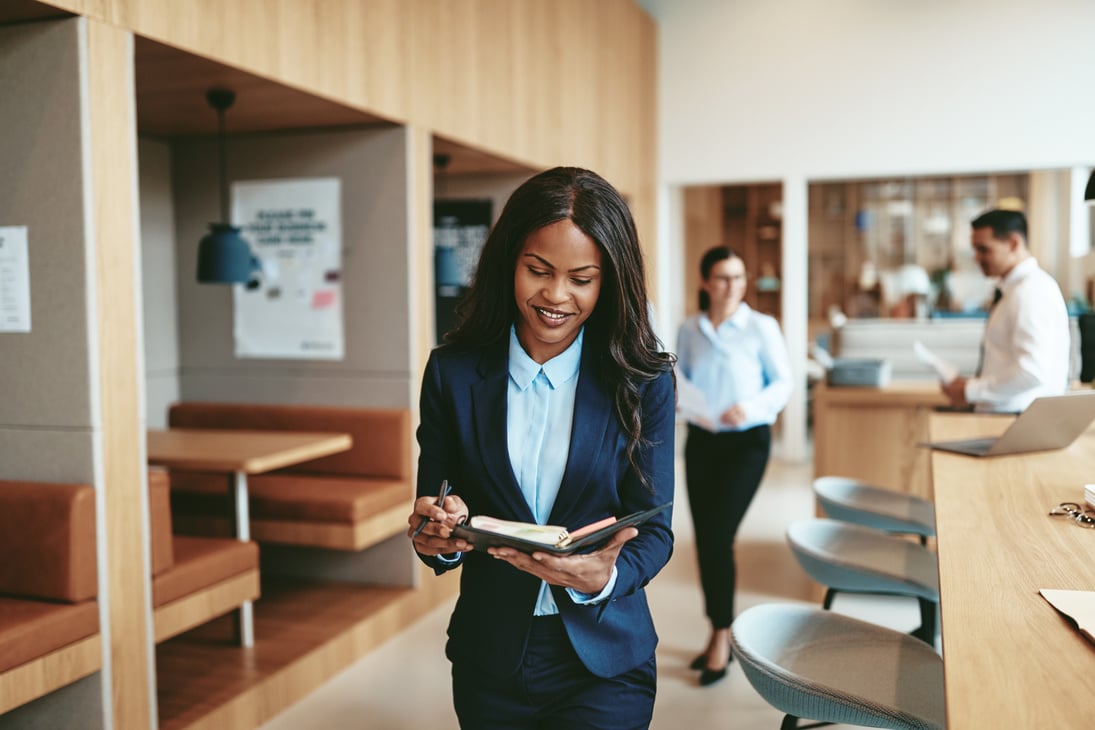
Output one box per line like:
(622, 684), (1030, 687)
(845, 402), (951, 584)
(1048, 502), (1095, 529)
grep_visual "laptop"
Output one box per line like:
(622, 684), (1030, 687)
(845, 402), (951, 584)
(924, 392), (1095, 457)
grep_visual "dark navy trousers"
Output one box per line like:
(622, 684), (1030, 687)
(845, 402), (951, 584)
(451, 615), (656, 729)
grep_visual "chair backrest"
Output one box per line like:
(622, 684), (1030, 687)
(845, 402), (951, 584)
(731, 603), (945, 730)
(786, 519), (939, 599)
(0, 480), (97, 603)
(168, 402), (411, 480)
(813, 476), (935, 536)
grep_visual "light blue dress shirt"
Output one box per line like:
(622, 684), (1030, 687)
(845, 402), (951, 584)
(676, 303), (792, 431)
(506, 326), (617, 615)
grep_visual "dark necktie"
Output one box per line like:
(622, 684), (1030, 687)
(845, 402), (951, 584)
(975, 288), (1003, 377)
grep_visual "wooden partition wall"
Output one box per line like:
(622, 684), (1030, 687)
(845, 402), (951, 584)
(1, 1), (657, 728)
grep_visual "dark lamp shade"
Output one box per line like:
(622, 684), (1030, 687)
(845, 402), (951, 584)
(197, 223), (259, 284)
(1085, 169), (1095, 204)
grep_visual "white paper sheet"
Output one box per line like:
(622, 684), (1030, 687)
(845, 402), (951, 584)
(675, 367), (717, 431)
(1039, 589), (1095, 644)
(913, 340), (958, 384)
(0, 226), (31, 333)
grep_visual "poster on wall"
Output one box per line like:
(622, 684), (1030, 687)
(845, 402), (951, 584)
(0, 226), (31, 333)
(434, 199), (492, 343)
(232, 177), (344, 360)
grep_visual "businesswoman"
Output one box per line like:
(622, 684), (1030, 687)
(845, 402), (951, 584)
(676, 245), (791, 687)
(408, 167), (676, 729)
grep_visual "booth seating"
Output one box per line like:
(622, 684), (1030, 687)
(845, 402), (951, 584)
(166, 403), (412, 551)
(0, 480), (101, 715)
(147, 469), (259, 643)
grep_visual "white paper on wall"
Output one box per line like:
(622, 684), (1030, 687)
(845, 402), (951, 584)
(0, 226), (31, 333)
(231, 178), (344, 360)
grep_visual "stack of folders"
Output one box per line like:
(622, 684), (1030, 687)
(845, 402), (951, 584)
(1086, 483), (1095, 510)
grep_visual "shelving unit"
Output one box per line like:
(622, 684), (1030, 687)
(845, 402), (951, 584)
(719, 184), (784, 319)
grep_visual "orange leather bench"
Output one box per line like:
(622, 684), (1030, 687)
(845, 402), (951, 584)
(147, 469), (260, 643)
(165, 403), (412, 551)
(0, 480), (101, 715)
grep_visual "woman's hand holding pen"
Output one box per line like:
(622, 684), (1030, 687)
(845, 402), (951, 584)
(488, 527), (639, 595)
(407, 490), (472, 556)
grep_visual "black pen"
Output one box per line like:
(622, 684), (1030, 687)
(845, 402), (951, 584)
(412, 479), (452, 539)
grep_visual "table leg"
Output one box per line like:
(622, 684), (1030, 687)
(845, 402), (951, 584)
(232, 470), (255, 648)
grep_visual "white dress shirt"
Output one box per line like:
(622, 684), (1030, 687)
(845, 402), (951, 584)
(965, 257), (1071, 412)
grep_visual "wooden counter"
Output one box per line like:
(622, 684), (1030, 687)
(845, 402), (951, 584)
(929, 413), (1095, 729)
(813, 380), (948, 500)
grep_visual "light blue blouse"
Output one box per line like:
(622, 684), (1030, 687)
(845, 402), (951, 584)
(506, 326), (616, 614)
(675, 303), (792, 431)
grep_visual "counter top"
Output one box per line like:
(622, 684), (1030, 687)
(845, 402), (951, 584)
(929, 412), (1095, 729)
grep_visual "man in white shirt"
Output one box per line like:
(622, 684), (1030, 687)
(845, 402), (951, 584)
(942, 209), (1071, 412)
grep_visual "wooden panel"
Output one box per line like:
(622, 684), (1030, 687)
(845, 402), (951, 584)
(85, 18), (155, 728)
(38, 0), (655, 209)
(155, 572), (459, 730)
(179, 503), (412, 551)
(133, 36), (385, 136)
(930, 414), (1095, 729)
(0, 635), (102, 715)
(153, 570), (260, 643)
(813, 381), (949, 501)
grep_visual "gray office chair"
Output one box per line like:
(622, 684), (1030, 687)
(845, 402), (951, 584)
(813, 476), (935, 544)
(786, 518), (939, 644)
(731, 603), (945, 730)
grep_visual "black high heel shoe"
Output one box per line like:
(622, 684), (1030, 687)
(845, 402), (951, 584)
(699, 661), (729, 687)
(689, 653), (707, 671)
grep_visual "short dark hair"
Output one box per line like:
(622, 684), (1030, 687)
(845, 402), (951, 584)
(697, 245), (745, 312)
(971, 208), (1027, 241)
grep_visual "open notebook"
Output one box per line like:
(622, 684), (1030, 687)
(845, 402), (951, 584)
(923, 392), (1095, 457)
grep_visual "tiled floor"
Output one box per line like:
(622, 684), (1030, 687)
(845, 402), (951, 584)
(261, 449), (924, 730)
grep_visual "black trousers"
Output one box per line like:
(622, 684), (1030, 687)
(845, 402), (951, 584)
(684, 423), (772, 628)
(452, 616), (656, 730)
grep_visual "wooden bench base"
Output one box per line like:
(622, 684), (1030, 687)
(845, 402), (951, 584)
(154, 570), (261, 644)
(0, 635), (102, 715)
(173, 501), (409, 552)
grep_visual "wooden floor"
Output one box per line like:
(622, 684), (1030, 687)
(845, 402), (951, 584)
(156, 570), (459, 730)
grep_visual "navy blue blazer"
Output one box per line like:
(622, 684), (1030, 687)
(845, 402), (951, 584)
(415, 339), (675, 679)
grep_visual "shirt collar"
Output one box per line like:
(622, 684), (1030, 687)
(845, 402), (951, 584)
(699, 302), (752, 339)
(999, 256), (1038, 294)
(508, 326), (583, 391)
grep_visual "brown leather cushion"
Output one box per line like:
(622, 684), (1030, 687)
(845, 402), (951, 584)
(169, 472), (409, 524)
(167, 403), (410, 480)
(0, 597), (99, 674)
(0, 481), (97, 603)
(147, 469), (175, 576)
(152, 536), (258, 608)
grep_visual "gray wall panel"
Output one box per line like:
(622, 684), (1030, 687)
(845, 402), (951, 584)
(138, 137), (180, 428)
(172, 126), (412, 401)
(0, 20), (95, 432)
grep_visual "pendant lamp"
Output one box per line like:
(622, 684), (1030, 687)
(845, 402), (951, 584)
(197, 88), (260, 285)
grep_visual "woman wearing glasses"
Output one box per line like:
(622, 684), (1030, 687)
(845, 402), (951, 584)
(407, 167), (675, 729)
(676, 245), (792, 687)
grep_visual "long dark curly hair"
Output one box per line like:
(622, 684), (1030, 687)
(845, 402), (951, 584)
(447, 166), (674, 486)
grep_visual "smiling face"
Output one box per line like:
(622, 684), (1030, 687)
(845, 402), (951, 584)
(513, 218), (603, 363)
